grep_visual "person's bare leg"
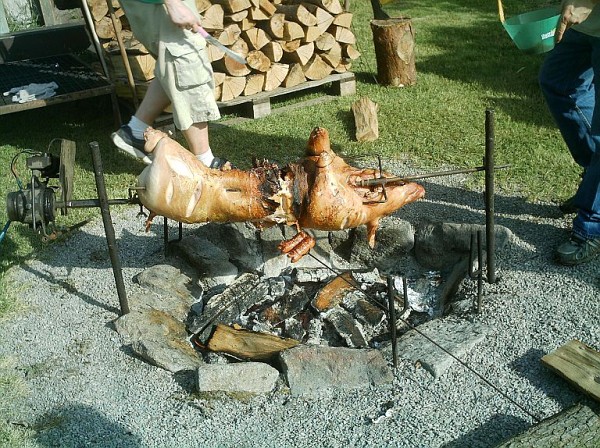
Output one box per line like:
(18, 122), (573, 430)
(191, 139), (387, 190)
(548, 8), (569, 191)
(135, 78), (171, 125)
(181, 122), (210, 156)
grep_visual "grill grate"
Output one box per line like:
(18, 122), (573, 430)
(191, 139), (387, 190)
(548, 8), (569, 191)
(0, 54), (111, 107)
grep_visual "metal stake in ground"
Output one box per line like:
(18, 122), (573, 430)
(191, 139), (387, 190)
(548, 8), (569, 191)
(485, 109), (497, 284)
(89, 141), (130, 315)
(387, 276), (398, 368)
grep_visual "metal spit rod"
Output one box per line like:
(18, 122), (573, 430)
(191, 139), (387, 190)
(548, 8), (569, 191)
(354, 164), (510, 188)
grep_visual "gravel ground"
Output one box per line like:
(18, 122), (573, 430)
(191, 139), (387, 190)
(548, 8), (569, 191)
(1, 167), (599, 448)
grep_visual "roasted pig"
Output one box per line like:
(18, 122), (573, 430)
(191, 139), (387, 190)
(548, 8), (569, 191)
(137, 127), (425, 261)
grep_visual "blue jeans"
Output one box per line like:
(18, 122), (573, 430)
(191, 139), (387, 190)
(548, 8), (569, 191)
(539, 28), (600, 239)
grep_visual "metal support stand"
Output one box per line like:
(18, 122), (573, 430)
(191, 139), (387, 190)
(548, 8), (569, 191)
(469, 230), (484, 313)
(89, 141), (130, 315)
(485, 109), (497, 284)
(387, 276), (398, 368)
(163, 217), (184, 257)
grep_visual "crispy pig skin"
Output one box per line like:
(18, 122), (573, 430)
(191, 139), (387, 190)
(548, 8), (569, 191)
(137, 127), (425, 255)
(138, 128), (276, 224)
(299, 127), (425, 247)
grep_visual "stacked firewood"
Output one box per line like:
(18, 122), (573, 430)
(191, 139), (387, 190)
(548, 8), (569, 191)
(87, 0), (360, 101)
(199, 0), (360, 101)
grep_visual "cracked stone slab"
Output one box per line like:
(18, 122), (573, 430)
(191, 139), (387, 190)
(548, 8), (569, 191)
(196, 362), (280, 394)
(279, 345), (393, 396)
(392, 318), (488, 378)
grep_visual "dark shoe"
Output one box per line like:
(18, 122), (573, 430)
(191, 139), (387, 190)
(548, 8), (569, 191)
(111, 125), (152, 165)
(559, 195), (577, 214)
(556, 234), (600, 266)
(209, 156), (234, 170)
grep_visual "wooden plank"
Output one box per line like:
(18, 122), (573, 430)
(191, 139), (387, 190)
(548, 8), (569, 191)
(541, 339), (600, 402)
(0, 23), (89, 63)
(39, 0), (57, 26)
(0, 2), (9, 34)
(0, 85), (114, 115)
(206, 324), (299, 361)
(496, 404), (600, 447)
(217, 71), (354, 108)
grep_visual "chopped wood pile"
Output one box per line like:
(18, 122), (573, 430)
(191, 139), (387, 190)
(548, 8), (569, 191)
(86, 0), (360, 101)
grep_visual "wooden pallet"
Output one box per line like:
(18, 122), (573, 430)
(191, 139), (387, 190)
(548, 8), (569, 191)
(216, 72), (356, 119)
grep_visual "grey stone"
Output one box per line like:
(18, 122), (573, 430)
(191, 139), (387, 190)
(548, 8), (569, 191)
(323, 307), (368, 348)
(131, 338), (204, 373)
(3, 0), (36, 25)
(392, 318), (488, 378)
(348, 219), (415, 270)
(173, 236), (238, 290)
(258, 225), (292, 278)
(414, 221), (512, 269)
(126, 290), (192, 323)
(114, 309), (203, 373)
(196, 362), (280, 394)
(133, 264), (199, 321)
(279, 345), (393, 395)
(201, 222), (264, 273)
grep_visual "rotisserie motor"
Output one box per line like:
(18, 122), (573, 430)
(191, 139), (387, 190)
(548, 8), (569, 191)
(137, 127), (425, 261)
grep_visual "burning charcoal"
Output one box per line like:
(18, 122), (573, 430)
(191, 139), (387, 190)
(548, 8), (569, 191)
(306, 318), (323, 345)
(283, 316), (306, 341)
(292, 267), (336, 284)
(267, 276), (289, 299)
(340, 289), (367, 312)
(311, 272), (360, 312)
(354, 299), (386, 328)
(237, 312), (277, 335)
(352, 268), (385, 286)
(190, 273), (269, 342)
(323, 307), (368, 348)
(259, 284), (313, 325)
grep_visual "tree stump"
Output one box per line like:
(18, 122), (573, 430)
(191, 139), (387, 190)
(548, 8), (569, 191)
(370, 17), (416, 87)
(351, 97), (379, 142)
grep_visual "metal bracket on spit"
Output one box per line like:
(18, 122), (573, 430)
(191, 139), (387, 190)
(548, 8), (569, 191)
(163, 217), (184, 257)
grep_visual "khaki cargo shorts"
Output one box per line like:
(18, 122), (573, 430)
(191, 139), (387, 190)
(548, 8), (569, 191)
(119, 0), (221, 130)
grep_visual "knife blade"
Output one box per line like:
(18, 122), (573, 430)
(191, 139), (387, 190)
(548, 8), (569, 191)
(196, 27), (247, 65)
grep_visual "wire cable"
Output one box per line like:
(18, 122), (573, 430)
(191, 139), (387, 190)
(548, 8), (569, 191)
(305, 250), (542, 423)
(0, 221), (11, 246)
